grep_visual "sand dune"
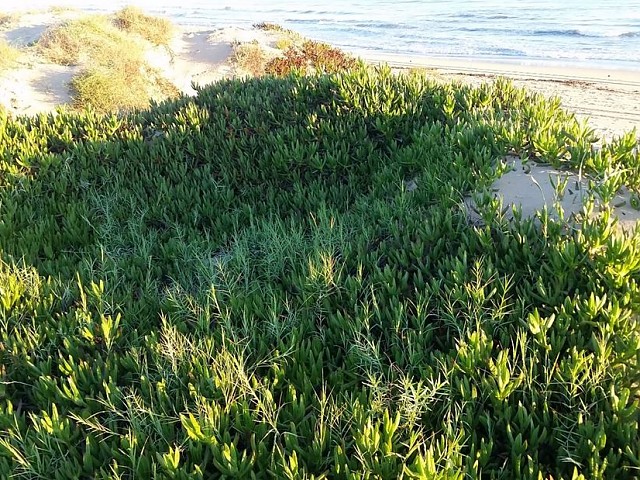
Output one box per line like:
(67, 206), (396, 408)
(0, 10), (282, 114)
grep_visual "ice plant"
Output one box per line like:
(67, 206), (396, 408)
(0, 66), (638, 478)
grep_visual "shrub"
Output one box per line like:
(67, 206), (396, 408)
(266, 40), (358, 76)
(233, 40), (268, 77)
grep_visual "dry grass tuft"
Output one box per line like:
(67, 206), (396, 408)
(233, 41), (269, 77)
(0, 39), (20, 71)
(38, 15), (136, 66)
(38, 11), (179, 113)
(405, 66), (442, 80)
(48, 6), (75, 15)
(0, 12), (15, 28)
(253, 22), (299, 37)
(71, 61), (146, 113)
(114, 6), (174, 46)
(71, 58), (180, 114)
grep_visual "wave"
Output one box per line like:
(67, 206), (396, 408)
(534, 29), (591, 37)
(286, 21), (640, 43)
(352, 22), (419, 30)
(533, 28), (640, 38)
(448, 12), (514, 20)
(457, 28), (640, 39)
(287, 19), (416, 31)
(456, 27), (608, 39)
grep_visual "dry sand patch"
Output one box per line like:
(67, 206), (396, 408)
(465, 155), (640, 232)
(145, 30), (234, 96)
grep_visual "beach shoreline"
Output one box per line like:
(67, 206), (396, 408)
(357, 51), (640, 80)
(3, 0), (640, 67)
(0, 8), (638, 139)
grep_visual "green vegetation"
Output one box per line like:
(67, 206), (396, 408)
(37, 9), (177, 113)
(0, 39), (20, 71)
(0, 65), (639, 478)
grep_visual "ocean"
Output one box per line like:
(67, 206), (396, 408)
(5, 0), (640, 69)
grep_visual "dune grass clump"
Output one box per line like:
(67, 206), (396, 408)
(71, 64), (145, 112)
(254, 21), (287, 32)
(71, 62), (179, 113)
(0, 12), (14, 28)
(233, 40), (269, 77)
(37, 10), (178, 113)
(48, 6), (74, 15)
(0, 66), (639, 478)
(0, 39), (20, 71)
(114, 6), (174, 46)
(253, 21), (300, 38)
(38, 14), (134, 66)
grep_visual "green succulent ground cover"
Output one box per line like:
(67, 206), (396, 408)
(0, 65), (639, 479)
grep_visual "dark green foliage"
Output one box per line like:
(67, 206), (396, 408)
(253, 22), (294, 34)
(0, 66), (639, 479)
